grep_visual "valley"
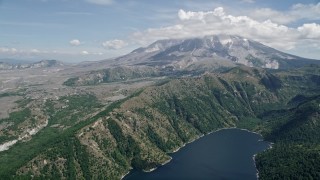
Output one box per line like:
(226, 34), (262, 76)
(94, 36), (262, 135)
(0, 35), (319, 179)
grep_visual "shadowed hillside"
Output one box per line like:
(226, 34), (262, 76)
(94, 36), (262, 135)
(0, 65), (319, 179)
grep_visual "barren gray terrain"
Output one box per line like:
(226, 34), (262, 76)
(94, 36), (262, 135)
(0, 63), (161, 152)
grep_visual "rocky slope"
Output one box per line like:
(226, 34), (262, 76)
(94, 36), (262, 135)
(0, 65), (319, 179)
(64, 35), (320, 87)
(110, 35), (320, 70)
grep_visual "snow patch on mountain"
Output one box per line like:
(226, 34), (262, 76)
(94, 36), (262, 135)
(110, 34), (319, 69)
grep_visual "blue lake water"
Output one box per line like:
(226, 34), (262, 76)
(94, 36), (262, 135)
(124, 128), (270, 180)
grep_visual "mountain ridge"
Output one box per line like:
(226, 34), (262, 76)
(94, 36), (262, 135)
(64, 35), (320, 87)
(0, 36), (319, 179)
(1, 65), (319, 179)
(110, 35), (320, 70)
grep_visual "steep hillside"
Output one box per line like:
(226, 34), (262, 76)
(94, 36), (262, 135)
(63, 64), (228, 87)
(256, 96), (320, 179)
(1, 65), (319, 179)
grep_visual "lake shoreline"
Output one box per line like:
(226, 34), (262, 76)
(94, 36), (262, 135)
(123, 127), (270, 180)
(252, 139), (273, 179)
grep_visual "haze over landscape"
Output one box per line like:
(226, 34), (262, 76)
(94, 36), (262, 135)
(1, 0), (320, 62)
(0, 0), (320, 180)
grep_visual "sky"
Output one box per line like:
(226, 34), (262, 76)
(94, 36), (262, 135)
(0, 0), (320, 63)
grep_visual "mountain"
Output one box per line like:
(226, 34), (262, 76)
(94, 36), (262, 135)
(62, 35), (320, 87)
(1, 65), (319, 179)
(1, 35), (320, 179)
(0, 60), (64, 70)
(65, 35), (320, 87)
(111, 35), (320, 70)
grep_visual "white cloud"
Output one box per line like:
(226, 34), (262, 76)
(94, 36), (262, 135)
(178, 8), (224, 21)
(0, 47), (103, 57)
(249, 3), (320, 25)
(131, 7), (320, 52)
(85, 0), (113, 5)
(69, 39), (82, 46)
(178, 9), (206, 21)
(0, 47), (18, 54)
(0, 47), (107, 63)
(291, 3), (320, 20)
(0, 47), (45, 55)
(298, 23), (320, 39)
(80, 50), (104, 55)
(132, 7), (299, 50)
(249, 8), (296, 24)
(102, 39), (128, 50)
(31, 49), (41, 53)
(81, 50), (89, 55)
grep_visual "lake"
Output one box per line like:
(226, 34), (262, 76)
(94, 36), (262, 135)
(124, 128), (270, 180)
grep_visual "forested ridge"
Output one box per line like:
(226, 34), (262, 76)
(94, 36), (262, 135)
(256, 96), (320, 179)
(0, 65), (319, 179)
